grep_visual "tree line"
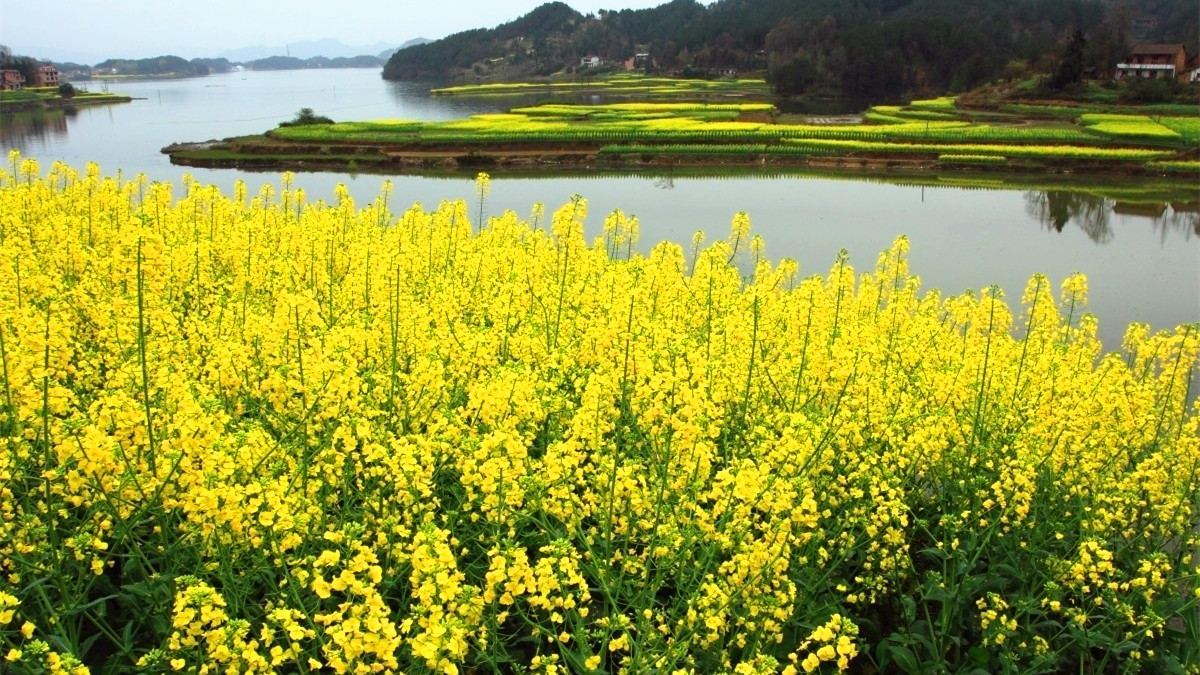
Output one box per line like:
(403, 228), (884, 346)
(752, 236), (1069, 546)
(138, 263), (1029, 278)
(1, 47), (386, 82)
(382, 0), (1200, 99)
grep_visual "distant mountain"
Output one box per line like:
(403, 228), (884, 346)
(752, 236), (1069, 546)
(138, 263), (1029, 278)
(218, 38), (398, 62)
(382, 0), (1200, 99)
(378, 38), (433, 61)
(383, 2), (591, 80)
(244, 55), (385, 71)
(92, 55), (211, 78)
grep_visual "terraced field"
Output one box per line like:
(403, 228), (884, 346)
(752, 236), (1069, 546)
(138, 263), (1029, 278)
(164, 97), (1200, 176)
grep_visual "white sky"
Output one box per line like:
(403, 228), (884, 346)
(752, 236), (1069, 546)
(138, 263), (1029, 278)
(1, 1), (671, 63)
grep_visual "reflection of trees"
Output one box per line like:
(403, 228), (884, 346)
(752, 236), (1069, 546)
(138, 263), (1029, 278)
(0, 110), (69, 149)
(1156, 204), (1199, 241)
(1024, 190), (1113, 243)
(1027, 190), (1199, 243)
(653, 167), (675, 190)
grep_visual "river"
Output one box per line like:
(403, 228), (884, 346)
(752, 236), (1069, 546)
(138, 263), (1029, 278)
(2, 67), (1197, 351)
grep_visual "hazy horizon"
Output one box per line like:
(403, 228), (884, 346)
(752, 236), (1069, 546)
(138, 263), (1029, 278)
(2, 0), (668, 64)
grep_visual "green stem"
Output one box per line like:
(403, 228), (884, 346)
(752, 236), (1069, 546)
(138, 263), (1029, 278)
(0, 321), (13, 434)
(791, 287), (815, 412)
(971, 287), (998, 448)
(137, 238), (157, 474)
(553, 243), (570, 350)
(41, 302), (54, 520)
(742, 295), (759, 431)
(1010, 277), (1043, 409)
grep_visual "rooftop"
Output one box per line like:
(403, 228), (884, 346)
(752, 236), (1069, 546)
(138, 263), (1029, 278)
(1130, 43), (1187, 56)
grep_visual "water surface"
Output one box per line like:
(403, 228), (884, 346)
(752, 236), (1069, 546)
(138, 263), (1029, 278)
(3, 68), (1197, 351)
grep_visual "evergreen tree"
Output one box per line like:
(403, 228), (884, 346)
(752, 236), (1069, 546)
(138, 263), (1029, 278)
(1050, 30), (1087, 91)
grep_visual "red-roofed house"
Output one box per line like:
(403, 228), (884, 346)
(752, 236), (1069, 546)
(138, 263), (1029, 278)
(1, 70), (25, 91)
(35, 65), (61, 87)
(1115, 43), (1190, 82)
(1183, 54), (1200, 83)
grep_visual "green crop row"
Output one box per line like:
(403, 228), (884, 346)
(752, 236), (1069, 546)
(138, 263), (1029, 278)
(937, 154), (1008, 165)
(1146, 160), (1200, 173)
(1158, 118), (1200, 144)
(790, 123), (1099, 144)
(597, 143), (812, 156)
(0, 90), (55, 102)
(894, 109), (960, 120)
(431, 76), (769, 96)
(1078, 113), (1155, 124)
(997, 103), (1083, 118)
(908, 96), (957, 111)
(1143, 103), (1200, 116)
(783, 138), (1175, 161)
(867, 104), (960, 122)
(333, 120), (425, 132)
(1079, 114), (1183, 141)
(414, 129), (788, 144)
(1001, 102), (1200, 120)
(271, 123), (422, 142)
(863, 111), (909, 125)
(511, 102), (774, 119)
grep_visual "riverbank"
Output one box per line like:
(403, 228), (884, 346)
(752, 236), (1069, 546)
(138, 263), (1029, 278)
(162, 136), (1198, 178)
(0, 91), (133, 113)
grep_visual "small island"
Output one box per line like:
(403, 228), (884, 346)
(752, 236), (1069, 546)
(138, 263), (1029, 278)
(0, 86), (133, 113)
(164, 94), (1199, 178)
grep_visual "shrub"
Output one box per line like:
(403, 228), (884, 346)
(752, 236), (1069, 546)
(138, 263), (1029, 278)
(1118, 78), (1176, 104)
(278, 106), (334, 127)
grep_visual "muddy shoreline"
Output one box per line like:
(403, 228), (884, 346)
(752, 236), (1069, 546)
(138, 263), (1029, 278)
(162, 136), (1191, 178)
(1, 95), (135, 113)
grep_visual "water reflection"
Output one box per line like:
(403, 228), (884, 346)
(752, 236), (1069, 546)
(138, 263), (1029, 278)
(653, 168), (676, 189)
(1157, 203), (1200, 241)
(0, 109), (71, 150)
(1025, 190), (1198, 244)
(383, 80), (562, 121)
(1025, 191), (1113, 243)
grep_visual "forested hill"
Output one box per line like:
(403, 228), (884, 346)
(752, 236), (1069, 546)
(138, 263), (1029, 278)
(382, 0), (1200, 99)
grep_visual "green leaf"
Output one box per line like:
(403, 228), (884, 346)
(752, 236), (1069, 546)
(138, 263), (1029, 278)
(889, 644), (922, 675)
(918, 546), (948, 562)
(62, 593), (118, 616)
(922, 581), (954, 602)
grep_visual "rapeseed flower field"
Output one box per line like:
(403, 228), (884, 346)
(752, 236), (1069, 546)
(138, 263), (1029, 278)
(1, 155), (1197, 674)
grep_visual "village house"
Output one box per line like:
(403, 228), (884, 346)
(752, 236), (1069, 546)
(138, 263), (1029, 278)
(580, 56), (602, 68)
(622, 53), (652, 71)
(35, 65), (60, 87)
(1, 69), (25, 91)
(1114, 43), (1190, 82)
(1184, 54), (1200, 83)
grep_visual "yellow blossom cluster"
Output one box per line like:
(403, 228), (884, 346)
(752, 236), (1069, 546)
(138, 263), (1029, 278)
(0, 155), (1196, 672)
(785, 614), (859, 673)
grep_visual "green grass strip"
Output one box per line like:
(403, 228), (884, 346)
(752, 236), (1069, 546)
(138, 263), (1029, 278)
(1146, 160), (1200, 173)
(938, 154), (1008, 165)
(784, 138), (1175, 161)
